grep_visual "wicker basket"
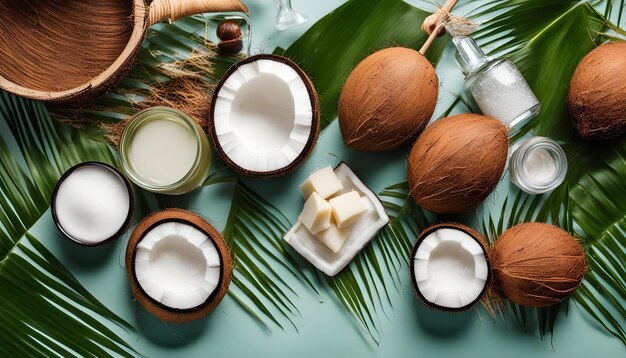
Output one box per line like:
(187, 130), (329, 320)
(0, 0), (248, 103)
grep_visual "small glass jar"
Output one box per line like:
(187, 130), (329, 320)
(120, 107), (211, 195)
(453, 36), (540, 132)
(509, 136), (567, 194)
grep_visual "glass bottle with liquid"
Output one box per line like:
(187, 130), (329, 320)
(453, 36), (540, 132)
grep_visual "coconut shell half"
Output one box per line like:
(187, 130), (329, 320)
(126, 209), (232, 323)
(209, 54), (320, 177)
(410, 223), (491, 311)
(491, 222), (586, 307)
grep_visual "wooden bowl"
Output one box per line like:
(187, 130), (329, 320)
(0, 0), (248, 103)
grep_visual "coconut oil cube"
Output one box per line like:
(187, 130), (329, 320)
(299, 192), (332, 235)
(300, 166), (343, 199)
(329, 191), (367, 228)
(315, 218), (349, 253)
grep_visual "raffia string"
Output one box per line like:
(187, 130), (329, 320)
(444, 14), (480, 37)
(421, 0), (458, 36)
(418, 1), (479, 55)
(419, 0), (459, 54)
(148, 0), (248, 24)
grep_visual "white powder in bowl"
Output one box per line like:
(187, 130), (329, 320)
(53, 164), (131, 244)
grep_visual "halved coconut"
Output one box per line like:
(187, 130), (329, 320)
(126, 209), (231, 322)
(284, 163), (389, 276)
(210, 54), (320, 177)
(410, 223), (491, 311)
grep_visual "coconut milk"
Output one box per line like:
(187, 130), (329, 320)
(130, 119), (197, 186)
(119, 107), (211, 195)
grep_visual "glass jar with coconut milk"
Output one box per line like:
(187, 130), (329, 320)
(120, 107), (211, 195)
(509, 136), (567, 194)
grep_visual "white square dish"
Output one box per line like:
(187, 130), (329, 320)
(284, 163), (389, 276)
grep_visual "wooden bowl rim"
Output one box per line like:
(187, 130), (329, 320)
(0, 0), (149, 101)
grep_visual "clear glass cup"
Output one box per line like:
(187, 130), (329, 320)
(509, 136), (567, 194)
(275, 0), (309, 31)
(119, 107), (211, 195)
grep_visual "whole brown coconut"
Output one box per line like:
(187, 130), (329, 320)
(568, 42), (626, 140)
(338, 47), (438, 151)
(491, 222), (586, 307)
(407, 113), (508, 214)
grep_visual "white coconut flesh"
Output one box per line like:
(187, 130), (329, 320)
(134, 222), (222, 310)
(213, 59), (314, 172)
(413, 228), (489, 309)
(284, 163), (389, 276)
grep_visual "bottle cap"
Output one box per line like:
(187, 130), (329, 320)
(453, 36), (487, 75)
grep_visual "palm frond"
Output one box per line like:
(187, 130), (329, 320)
(470, 0), (626, 344)
(565, 140), (626, 345)
(221, 181), (318, 330)
(326, 181), (428, 343)
(0, 92), (136, 357)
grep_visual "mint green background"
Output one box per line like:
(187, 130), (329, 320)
(29, 0), (625, 357)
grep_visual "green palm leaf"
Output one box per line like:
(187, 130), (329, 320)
(326, 181), (428, 343)
(221, 180), (319, 330)
(565, 140), (626, 345)
(471, 1), (616, 141)
(0, 92), (136, 357)
(278, 0), (449, 129)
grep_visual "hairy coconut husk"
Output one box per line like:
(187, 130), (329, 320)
(491, 222), (586, 307)
(568, 42), (626, 140)
(338, 47), (438, 151)
(407, 113), (508, 214)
